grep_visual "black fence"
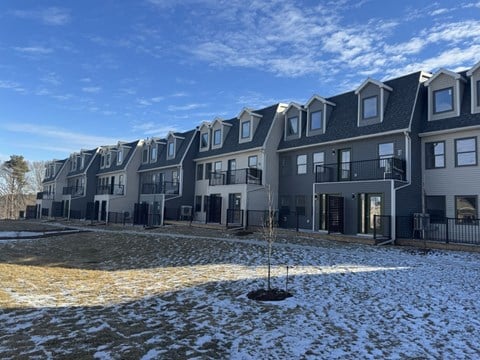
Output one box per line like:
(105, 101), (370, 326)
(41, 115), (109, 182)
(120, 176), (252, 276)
(209, 168), (262, 186)
(107, 211), (131, 225)
(226, 209), (244, 227)
(315, 157), (406, 183)
(245, 210), (309, 232)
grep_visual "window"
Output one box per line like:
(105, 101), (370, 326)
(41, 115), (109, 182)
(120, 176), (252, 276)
(310, 111), (322, 131)
(151, 146), (157, 161)
(248, 155), (257, 168)
(455, 137), (477, 167)
(196, 163), (204, 180)
(117, 150), (123, 164)
(195, 196), (202, 212)
(142, 148), (148, 163)
(297, 154), (307, 174)
(477, 80), (480, 107)
(362, 96), (378, 119)
(425, 142), (445, 169)
(71, 157), (77, 171)
(213, 129), (221, 146)
(313, 152), (324, 172)
(214, 161), (222, 172)
(241, 121), (251, 139)
(205, 163), (212, 179)
(433, 87), (453, 113)
(378, 142), (394, 170)
(172, 170), (178, 185)
(80, 156), (85, 169)
(118, 175), (124, 186)
(203, 195), (209, 212)
(280, 196), (290, 212)
(295, 195), (306, 216)
(106, 153), (111, 167)
(287, 116), (299, 136)
(168, 142), (175, 158)
(200, 132), (209, 149)
(281, 157), (290, 176)
(455, 196), (477, 223)
(425, 196), (446, 223)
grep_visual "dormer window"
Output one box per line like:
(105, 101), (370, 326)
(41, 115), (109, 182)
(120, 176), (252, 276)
(200, 132), (209, 149)
(168, 141), (175, 158)
(362, 96), (378, 119)
(106, 153), (111, 167)
(117, 149), (123, 164)
(100, 154), (105, 168)
(142, 147), (148, 163)
(310, 111), (322, 131)
(433, 87), (453, 114)
(287, 116), (299, 136)
(151, 146), (157, 162)
(241, 121), (251, 139)
(79, 156), (85, 170)
(213, 129), (221, 146)
(476, 80), (480, 106)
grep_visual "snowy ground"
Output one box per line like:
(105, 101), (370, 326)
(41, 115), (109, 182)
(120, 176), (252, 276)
(0, 226), (480, 359)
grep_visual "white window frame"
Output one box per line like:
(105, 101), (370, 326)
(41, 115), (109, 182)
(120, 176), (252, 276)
(313, 152), (324, 172)
(297, 154), (307, 174)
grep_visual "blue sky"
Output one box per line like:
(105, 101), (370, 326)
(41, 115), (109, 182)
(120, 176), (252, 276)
(1, 0), (479, 162)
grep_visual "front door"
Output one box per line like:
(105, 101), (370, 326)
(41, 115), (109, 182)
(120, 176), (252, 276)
(100, 200), (107, 221)
(208, 194), (222, 223)
(228, 193), (242, 224)
(358, 193), (383, 234)
(338, 149), (351, 181)
(327, 195), (344, 233)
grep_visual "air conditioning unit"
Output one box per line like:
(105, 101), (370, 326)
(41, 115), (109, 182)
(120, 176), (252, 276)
(180, 205), (192, 219)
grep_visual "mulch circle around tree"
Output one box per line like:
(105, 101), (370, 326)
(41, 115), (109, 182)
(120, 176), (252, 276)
(247, 288), (293, 301)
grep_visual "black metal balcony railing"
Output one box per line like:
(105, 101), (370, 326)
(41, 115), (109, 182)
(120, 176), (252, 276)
(62, 186), (84, 197)
(209, 168), (262, 186)
(315, 158), (406, 183)
(141, 181), (179, 195)
(37, 191), (55, 200)
(96, 184), (125, 195)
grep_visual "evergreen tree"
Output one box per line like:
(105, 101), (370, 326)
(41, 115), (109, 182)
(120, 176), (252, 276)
(0, 155), (29, 218)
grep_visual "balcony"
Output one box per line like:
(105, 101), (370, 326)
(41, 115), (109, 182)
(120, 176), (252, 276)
(315, 158), (406, 183)
(62, 186), (85, 198)
(141, 181), (179, 195)
(209, 168), (262, 186)
(96, 184), (125, 195)
(36, 191), (54, 200)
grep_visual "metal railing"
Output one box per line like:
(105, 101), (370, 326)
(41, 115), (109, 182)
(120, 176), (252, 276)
(315, 158), (406, 183)
(37, 191), (55, 200)
(209, 168), (262, 186)
(141, 181), (179, 195)
(226, 209), (244, 227)
(62, 186), (84, 197)
(96, 184), (125, 195)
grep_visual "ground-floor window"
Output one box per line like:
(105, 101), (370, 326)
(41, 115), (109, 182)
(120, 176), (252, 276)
(455, 195), (477, 223)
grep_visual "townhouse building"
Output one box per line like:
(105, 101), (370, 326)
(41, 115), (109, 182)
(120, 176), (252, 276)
(277, 71), (430, 239)
(137, 129), (198, 225)
(36, 158), (68, 218)
(419, 61), (480, 239)
(62, 148), (100, 219)
(94, 140), (142, 222)
(193, 104), (287, 225)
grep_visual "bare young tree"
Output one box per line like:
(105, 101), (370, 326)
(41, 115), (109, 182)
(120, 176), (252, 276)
(0, 155), (30, 219)
(26, 160), (46, 194)
(262, 184), (277, 291)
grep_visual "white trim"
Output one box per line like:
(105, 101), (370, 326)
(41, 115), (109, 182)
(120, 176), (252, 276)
(471, 76), (475, 115)
(466, 60), (480, 77)
(314, 179), (400, 185)
(424, 68), (466, 86)
(278, 129), (408, 153)
(380, 88), (384, 123)
(282, 102), (303, 114)
(418, 125), (480, 137)
(193, 146), (262, 162)
(237, 107), (263, 119)
(390, 180), (396, 240)
(305, 94), (336, 107)
(407, 76), (423, 131)
(455, 79), (461, 117)
(354, 78), (393, 94)
(262, 104), (286, 148)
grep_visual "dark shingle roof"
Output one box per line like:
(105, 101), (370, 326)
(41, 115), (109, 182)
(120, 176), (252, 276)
(278, 71), (423, 150)
(42, 158), (67, 183)
(97, 140), (140, 175)
(66, 148), (97, 177)
(421, 71), (480, 133)
(138, 129), (197, 171)
(194, 104), (279, 159)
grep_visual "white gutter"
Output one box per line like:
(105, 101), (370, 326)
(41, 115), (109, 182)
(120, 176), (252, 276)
(418, 124), (480, 137)
(193, 147), (262, 162)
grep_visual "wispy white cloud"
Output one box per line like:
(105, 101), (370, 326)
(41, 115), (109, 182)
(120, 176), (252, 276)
(14, 46), (53, 55)
(167, 103), (206, 111)
(40, 72), (61, 86)
(11, 7), (71, 26)
(82, 86), (101, 93)
(0, 80), (25, 93)
(1, 123), (118, 149)
(131, 121), (182, 137)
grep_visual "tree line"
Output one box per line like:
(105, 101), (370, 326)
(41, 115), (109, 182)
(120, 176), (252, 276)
(0, 155), (45, 219)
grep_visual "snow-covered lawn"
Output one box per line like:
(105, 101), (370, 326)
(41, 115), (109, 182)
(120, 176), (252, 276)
(0, 229), (479, 359)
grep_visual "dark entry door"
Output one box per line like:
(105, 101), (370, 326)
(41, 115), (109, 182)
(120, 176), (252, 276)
(228, 193), (242, 224)
(359, 193), (383, 234)
(328, 195), (344, 233)
(100, 201), (107, 221)
(94, 201), (100, 221)
(208, 194), (222, 223)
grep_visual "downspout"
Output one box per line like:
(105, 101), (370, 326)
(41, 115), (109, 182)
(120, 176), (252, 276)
(392, 131), (412, 241)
